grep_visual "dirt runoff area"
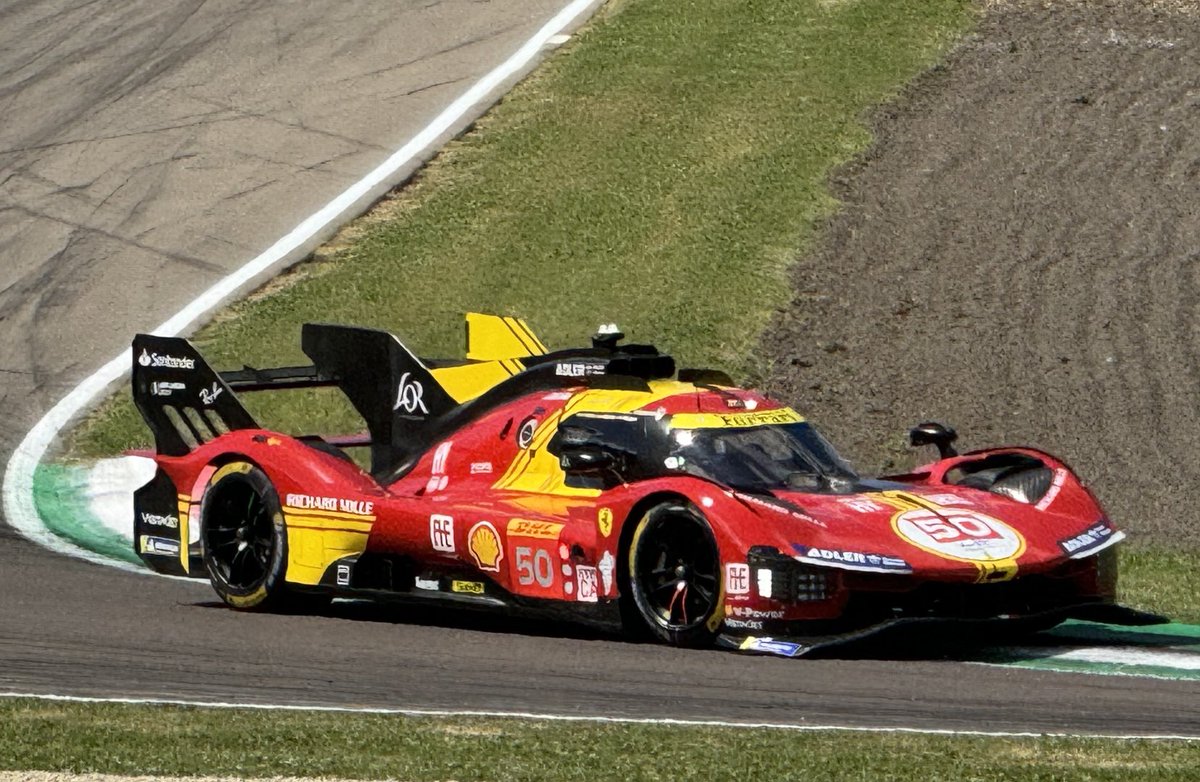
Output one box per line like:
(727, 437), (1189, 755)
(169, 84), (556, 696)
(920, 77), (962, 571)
(762, 0), (1200, 543)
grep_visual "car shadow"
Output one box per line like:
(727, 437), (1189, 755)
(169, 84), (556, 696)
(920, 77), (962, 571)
(193, 595), (625, 644)
(192, 596), (1198, 661)
(809, 618), (1200, 662)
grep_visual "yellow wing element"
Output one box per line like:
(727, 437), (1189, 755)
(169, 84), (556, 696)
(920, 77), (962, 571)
(428, 313), (549, 403)
(431, 359), (522, 403)
(465, 312), (548, 361)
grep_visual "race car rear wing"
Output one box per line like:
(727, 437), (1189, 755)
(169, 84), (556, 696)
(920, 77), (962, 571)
(132, 313), (679, 479)
(131, 323), (458, 469)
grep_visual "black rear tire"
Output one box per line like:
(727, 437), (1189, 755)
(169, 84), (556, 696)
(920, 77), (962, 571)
(622, 502), (723, 647)
(200, 461), (313, 612)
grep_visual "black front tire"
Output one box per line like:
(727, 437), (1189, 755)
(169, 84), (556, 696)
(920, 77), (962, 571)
(622, 502), (724, 647)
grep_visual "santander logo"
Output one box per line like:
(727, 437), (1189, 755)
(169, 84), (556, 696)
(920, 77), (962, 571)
(137, 348), (195, 370)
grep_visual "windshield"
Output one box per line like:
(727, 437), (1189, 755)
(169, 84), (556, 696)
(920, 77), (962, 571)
(667, 421), (857, 491)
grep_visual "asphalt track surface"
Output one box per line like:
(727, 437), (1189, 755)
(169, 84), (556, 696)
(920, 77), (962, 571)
(1, 0), (1198, 738)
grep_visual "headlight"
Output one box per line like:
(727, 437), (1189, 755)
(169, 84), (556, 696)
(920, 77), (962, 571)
(748, 546), (831, 602)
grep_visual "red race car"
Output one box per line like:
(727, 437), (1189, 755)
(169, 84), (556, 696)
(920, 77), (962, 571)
(130, 314), (1160, 656)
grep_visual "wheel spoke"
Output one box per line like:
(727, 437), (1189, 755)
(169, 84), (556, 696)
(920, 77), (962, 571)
(666, 582), (685, 622)
(252, 542), (271, 568)
(229, 546), (249, 582)
(632, 511), (723, 635)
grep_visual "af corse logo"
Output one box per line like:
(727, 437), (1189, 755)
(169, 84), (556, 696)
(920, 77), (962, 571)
(724, 563), (750, 595)
(430, 514), (455, 553)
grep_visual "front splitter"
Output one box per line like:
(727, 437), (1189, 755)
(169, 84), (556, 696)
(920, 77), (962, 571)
(719, 602), (1167, 658)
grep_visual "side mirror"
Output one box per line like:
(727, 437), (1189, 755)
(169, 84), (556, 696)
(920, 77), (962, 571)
(909, 421), (958, 458)
(559, 447), (617, 474)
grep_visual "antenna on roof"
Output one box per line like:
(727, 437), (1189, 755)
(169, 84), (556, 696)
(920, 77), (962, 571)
(592, 322), (625, 350)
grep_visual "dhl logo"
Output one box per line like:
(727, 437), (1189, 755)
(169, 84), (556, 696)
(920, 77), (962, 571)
(506, 518), (563, 539)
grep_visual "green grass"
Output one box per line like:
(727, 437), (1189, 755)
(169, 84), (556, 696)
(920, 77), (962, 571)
(72, 0), (974, 456)
(0, 699), (1196, 781)
(1119, 545), (1200, 624)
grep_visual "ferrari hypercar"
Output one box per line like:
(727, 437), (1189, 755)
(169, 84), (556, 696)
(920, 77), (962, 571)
(130, 314), (1161, 656)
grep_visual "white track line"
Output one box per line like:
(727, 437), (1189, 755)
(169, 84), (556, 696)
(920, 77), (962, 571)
(1, 0), (601, 571)
(999, 646), (1200, 671)
(1, 691), (1196, 741)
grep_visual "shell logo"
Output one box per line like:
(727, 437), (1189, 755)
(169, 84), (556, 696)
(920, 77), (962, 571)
(468, 521), (503, 572)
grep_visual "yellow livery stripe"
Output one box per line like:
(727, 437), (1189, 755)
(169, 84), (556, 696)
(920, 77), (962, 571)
(670, 408), (804, 429)
(285, 526), (369, 586)
(514, 318), (549, 353)
(282, 512), (373, 532)
(502, 316), (540, 355)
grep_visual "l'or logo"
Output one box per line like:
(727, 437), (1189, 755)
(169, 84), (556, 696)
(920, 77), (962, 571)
(394, 372), (428, 415)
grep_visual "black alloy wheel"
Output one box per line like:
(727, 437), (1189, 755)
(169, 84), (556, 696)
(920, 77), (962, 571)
(625, 502), (723, 647)
(206, 481), (272, 589)
(200, 462), (292, 611)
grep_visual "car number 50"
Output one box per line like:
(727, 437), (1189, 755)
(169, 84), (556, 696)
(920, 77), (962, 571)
(914, 516), (999, 542)
(516, 546), (554, 587)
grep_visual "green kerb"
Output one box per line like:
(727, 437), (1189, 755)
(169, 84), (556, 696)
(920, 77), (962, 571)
(31, 464), (141, 566)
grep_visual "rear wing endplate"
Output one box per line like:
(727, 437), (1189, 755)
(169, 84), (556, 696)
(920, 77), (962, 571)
(132, 335), (258, 457)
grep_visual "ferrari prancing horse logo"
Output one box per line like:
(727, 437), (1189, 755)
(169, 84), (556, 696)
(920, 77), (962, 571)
(597, 507), (613, 538)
